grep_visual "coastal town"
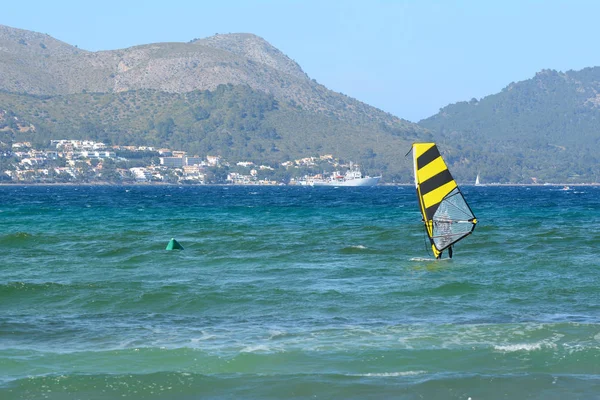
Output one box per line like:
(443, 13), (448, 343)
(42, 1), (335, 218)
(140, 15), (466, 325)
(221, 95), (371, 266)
(0, 139), (376, 185)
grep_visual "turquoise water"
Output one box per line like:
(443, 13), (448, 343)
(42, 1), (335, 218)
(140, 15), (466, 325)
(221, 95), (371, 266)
(1, 185), (599, 399)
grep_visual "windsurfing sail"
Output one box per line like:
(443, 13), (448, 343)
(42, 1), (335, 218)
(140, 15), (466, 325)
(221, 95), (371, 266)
(410, 143), (477, 259)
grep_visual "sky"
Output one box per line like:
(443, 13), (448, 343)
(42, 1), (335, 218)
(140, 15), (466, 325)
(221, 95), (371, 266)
(3, 0), (600, 122)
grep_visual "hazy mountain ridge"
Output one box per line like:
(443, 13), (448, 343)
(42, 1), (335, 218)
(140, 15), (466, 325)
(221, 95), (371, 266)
(0, 25), (407, 127)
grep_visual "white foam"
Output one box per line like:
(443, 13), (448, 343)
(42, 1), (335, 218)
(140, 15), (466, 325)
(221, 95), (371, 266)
(350, 371), (426, 377)
(190, 334), (217, 343)
(494, 342), (555, 352)
(268, 330), (287, 340)
(240, 344), (273, 353)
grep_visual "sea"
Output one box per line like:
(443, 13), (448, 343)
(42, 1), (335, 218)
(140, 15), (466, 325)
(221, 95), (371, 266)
(0, 184), (598, 399)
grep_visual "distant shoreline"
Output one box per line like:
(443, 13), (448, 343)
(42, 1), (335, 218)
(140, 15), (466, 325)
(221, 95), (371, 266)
(0, 182), (598, 187)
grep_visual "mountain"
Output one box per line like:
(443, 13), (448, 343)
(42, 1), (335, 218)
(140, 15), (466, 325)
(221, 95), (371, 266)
(0, 24), (428, 182)
(2, 24), (600, 184)
(0, 25), (416, 127)
(419, 68), (600, 183)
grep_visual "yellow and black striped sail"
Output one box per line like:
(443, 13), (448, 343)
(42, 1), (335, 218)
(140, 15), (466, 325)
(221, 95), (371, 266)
(411, 143), (477, 258)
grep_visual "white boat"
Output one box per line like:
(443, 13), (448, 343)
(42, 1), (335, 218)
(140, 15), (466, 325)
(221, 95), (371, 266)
(475, 174), (481, 186)
(311, 167), (381, 187)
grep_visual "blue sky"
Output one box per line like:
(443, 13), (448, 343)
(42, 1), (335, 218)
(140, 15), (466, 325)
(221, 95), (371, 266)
(3, 0), (600, 122)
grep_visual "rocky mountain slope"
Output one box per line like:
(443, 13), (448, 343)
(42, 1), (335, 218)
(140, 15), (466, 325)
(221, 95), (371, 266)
(0, 25), (409, 127)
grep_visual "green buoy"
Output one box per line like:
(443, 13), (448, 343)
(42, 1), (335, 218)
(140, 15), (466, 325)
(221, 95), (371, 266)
(166, 238), (184, 250)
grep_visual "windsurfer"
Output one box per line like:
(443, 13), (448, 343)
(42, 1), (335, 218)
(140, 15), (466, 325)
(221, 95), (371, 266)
(435, 245), (452, 259)
(410, 143), (477, 260)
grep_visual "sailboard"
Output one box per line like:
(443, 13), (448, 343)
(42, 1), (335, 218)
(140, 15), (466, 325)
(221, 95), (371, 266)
(409, 143), (477, 259)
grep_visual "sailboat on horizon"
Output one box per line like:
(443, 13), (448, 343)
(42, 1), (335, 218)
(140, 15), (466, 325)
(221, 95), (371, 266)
(475, 173), (481, 186)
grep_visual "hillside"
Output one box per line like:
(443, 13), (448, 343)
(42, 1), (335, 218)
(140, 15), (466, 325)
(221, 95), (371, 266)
(2, 24), (600, 183)
(0, 85), (425, 181)
(0, 24), (429, 182)
(419, 68), (600, 183)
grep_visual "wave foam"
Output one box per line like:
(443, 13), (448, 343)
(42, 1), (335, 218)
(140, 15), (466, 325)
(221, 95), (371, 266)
(240, 344), (275, 353)
(494, 342), (556, 352)
(350, 371), (427, 377)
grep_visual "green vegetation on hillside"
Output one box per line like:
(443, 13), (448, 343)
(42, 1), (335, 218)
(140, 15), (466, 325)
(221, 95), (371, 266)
(419, 68), (600, 183)
(0, 85), (422, 182)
